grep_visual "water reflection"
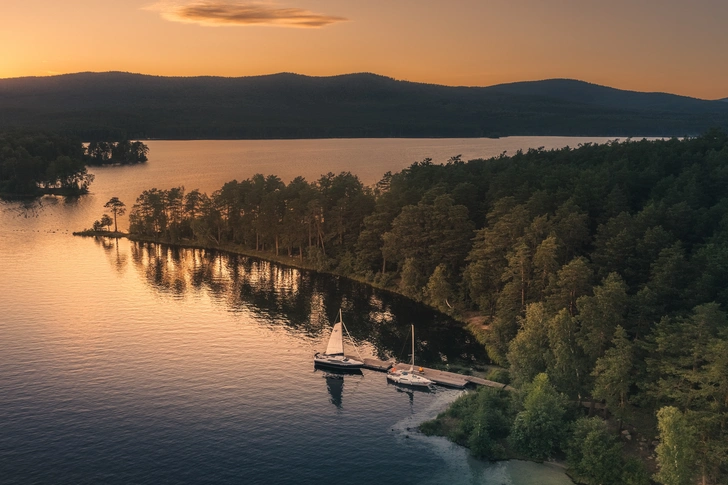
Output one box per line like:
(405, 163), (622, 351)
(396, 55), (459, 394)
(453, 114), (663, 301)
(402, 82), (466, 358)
(84, 236), (129, 275)
(0, 197), (45, 218)
(323, 373), (345, 408)
(314, 365), (362, 409)
(124, 241), (487, 367)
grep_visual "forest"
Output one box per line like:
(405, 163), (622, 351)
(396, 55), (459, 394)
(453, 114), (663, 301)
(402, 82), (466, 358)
(0, 133), (149, 196)
(121, 130), (728, 484)
(0, 132), (92, 196)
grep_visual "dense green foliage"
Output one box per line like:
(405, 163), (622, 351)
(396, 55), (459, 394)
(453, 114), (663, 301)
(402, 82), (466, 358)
(566, 417), (650, 485)
(2, 73), (727, 139)
(127, 131), (728, 483)
(509, 373), (566, 460)
(419, 386), (514, 460)
(0, 132), (92, 196)
(421, 377), (650, 485)
(653, 407), (697, 485)
(128, 172), (374, 268)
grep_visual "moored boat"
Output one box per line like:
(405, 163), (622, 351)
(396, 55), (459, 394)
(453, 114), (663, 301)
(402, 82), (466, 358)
(387, 325), (433, 388)
(314, 309), (364, 369)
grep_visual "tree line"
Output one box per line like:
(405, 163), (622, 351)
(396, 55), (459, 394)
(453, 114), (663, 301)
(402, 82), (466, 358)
(127, 172), (375, 264)
(0, 132), (92, 196)
(86, 140), (149, 165)
(0, 132), (150, 196)
(124, 130), (728, 483)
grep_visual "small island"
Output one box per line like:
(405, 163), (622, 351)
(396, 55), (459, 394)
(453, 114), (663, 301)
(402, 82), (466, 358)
(0, 132), (93, 197)
(0, 132), (150, 198)
(86, 140), (149, 166)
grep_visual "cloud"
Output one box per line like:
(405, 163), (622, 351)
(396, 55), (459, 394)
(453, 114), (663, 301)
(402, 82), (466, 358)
(147, 1), (348, 28)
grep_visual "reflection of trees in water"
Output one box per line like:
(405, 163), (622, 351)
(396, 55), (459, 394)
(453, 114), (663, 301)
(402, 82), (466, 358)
(1, 198), (45, 218)
(93, 236), (128, 273)
(126, 242), (487, 366)
(130, 243), (214, 297)
(0, 195), (82, 220)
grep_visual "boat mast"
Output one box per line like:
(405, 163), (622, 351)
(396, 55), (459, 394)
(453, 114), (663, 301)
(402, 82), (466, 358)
(410, 324), (415, 372)
(339, 309), (344, 349)
(338, 308), (364, 360)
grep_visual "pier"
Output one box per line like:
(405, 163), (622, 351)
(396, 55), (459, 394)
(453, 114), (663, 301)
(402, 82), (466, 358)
(346, 355), (514, 391)
(361, 357), (395, 371)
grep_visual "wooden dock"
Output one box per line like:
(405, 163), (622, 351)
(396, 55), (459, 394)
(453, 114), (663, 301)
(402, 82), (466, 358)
(361, 357), (394, 371)
(388, 363), (470, 388)
(346, 354), (513, 390)
(464, 375), (514, 391)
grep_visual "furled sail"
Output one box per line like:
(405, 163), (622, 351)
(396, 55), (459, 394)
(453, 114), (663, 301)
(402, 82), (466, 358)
(325, 322), (345, 355)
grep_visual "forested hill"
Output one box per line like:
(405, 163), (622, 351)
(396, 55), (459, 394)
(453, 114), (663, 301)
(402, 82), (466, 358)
(486, 78), (725, 112)
(1, 72), (727, 140)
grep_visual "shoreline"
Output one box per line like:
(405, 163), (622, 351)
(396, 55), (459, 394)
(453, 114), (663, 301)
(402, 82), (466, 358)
(393, 388), (577, 485)
(71, 230), (601, 484)
(72, 229), (451, 304)
(1, 188), (89, 199)
(72, 229), (493, 368)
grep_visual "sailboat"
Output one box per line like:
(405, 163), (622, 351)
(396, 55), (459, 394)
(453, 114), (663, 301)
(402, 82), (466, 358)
(314, 309), (364, 369)
(387, 325), (433, 387)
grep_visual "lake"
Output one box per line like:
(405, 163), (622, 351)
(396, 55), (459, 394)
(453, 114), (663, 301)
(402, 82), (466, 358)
(0, 137), (617, 484)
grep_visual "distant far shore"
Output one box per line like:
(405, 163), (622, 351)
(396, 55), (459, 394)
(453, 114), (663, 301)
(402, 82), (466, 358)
(3, 72), (725, 139)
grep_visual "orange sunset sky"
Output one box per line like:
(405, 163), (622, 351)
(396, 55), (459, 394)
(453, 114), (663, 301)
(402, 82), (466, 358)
(2, 0), (727, 99)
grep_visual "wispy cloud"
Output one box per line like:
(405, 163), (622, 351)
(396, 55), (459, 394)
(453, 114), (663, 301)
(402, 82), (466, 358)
(147, 1), (348, 28)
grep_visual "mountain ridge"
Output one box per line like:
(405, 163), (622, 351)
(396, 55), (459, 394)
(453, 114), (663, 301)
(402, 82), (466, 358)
(1, 71), (720, 99)
(1, 72), (726, 139)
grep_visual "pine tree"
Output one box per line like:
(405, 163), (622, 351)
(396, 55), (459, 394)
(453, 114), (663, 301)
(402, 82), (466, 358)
(592, 325), (633, 426)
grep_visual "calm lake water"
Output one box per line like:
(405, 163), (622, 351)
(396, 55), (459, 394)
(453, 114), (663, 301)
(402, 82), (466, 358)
(0, 137), (614, 484)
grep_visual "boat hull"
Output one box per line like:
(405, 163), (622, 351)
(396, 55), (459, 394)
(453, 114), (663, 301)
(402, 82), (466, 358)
(315, 365), (363, 376)
(386, 370), (432, 388)
(314, 353), (364, 369)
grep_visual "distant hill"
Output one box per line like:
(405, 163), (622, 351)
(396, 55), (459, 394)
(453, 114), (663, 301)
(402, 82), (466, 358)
(1, 72), (727, 139)
(486, 78), (721, 113)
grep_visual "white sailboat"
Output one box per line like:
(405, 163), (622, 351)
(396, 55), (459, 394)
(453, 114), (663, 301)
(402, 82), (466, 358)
(314, 310), (364, 369)
(387, 325), (433, 388)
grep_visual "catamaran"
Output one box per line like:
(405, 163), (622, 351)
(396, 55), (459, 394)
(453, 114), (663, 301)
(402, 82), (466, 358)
(314, 310), (364, 369)
(387, 325), (433, 388)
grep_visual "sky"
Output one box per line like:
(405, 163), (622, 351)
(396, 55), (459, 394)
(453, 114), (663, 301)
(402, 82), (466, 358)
(1, 0), (727, 99)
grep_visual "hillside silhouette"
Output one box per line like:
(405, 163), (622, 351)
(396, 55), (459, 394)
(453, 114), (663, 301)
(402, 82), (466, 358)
(1, 72), (726, 139)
